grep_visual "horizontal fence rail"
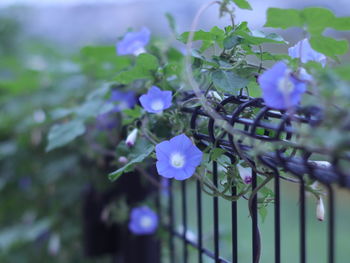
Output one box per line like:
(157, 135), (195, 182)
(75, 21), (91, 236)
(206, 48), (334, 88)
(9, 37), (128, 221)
(159, 94), (350, 263)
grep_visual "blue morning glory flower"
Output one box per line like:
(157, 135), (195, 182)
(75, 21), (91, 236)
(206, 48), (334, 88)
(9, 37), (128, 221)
(116, 27), (151, 56)
(95, 90), (136, 130)
(128, 206), (158, 235)
(258, 61), (307, 110)
(110, 90), (137, 112)
(288, 38), (326, 67)
(155, 134), (202, 180)
(95, 113), (118, 130)
(139, 86), (172, 114)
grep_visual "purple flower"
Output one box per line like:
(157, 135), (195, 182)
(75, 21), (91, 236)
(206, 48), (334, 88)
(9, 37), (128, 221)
(139, 86), (172, 114)
(19, 177), (32, 191)
(110, 90), (136, 112)
(95, 114), (119, 130)
(95, 90), (136, 130)
(258, 61), (307, 110)
(116, 27), (151, 56)
(128, 206), (158, 235)
(288, 38), (326, 67)
(155, 134), (202, 180)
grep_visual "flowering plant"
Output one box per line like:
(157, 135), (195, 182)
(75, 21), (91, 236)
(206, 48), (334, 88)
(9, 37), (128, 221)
(46, 0), (350, 228)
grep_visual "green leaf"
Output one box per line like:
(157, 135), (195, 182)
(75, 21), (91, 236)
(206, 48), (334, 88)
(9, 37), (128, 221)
(264, 8), (303, 29)
(331, 17), (350, 31)
(259, 206), (268, 223)
(75, 100), (113, 119)
(223, 35), (241, 49)
(46, 120), (86, 151)
(210, 148), (226, 162)
(265, 7), (350, 38)
(114, 53), (159, 84)
(301, 8), (335, 34)
(334, 64), (350, 81)
(212, 70), (249, 94)
(50, 108), (75, 120)
(310, 35), (349, 57)
(229, 0), (252, 10)
(235, 29), (287, 45)
(249, 50), (290, 61)
(178, 27), (225, 52)
(122, 106), (143, 125)
(0, 219), (51, 251)
(165, 13), (177, 34)
(109, 138), (154, 181)
(247, 81), (261, 98)
(80, 45), (132, 79)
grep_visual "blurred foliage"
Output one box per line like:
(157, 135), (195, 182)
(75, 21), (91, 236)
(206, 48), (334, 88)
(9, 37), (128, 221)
(0, 12), (114, 263)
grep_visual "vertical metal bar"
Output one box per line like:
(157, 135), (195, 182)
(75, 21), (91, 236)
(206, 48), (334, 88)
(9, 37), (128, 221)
(213, 161), (220, 262)
(327, 186), (335, 263)
(274, 175), (281, 263)
(168, 180), (175, 263)
(181, 181), (188, 263)
(232, 185), (238, 263)
(196, 180), (203, 263)
(252, 170), (258, 263)
(300, 181), (306, 263)
(155, 178), (162, 263)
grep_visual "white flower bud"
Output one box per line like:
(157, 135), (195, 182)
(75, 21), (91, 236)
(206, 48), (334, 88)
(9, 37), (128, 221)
(48, 234), (60, 256)
(207, 91), (222, 101)
(118, 156), (129, 164)
(309, 161), (331, 168)
(126, 128), (138, 147)
(316, 197), (325, 221)
(238, 165), (252, 184)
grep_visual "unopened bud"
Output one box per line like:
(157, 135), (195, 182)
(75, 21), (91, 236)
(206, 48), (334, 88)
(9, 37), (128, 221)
(48, 234), (60, 256)
(207, 91), (222, 101)
(316, 197), (325, 221)
(118, 156), (128, 164)
(126, 128), (138, 147)
(238, 165), (252, 184)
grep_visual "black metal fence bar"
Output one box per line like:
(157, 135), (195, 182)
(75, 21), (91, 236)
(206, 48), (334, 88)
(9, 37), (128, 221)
(252, 170), (259, 263)
(196, 180), (203, 263)
(181, 181), (188, 263)
(213, 161), (220, 262)
(327, 186), (335, 263)
(232, 184), (238, 263)
(168, 180), (175, 263)
(159, 95), (350, 263)
(300, 181), (306, 263)
(274, 175), (281, 263)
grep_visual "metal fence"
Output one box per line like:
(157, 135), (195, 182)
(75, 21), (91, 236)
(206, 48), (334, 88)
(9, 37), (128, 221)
(159, 95), (350, 263)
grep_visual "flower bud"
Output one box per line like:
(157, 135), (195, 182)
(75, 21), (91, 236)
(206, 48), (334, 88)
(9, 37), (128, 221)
(207, 91), (222, 101)
(126, 128), (138, 147)
(48, 234), (60, 256)
(316, 197), (325, 221)
(118, 156), (129, 164)
(238, 165), (252, 184)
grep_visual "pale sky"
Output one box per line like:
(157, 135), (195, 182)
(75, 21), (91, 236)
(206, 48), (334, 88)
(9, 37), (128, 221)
(0, 0), (139, 6)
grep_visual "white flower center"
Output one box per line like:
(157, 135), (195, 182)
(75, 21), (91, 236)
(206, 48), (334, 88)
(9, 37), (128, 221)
(277, 75), (294, 95)
(133, 47), (146, 56)
(151, 99), (164, 111)
(139, 215), (152, 228)
(170, 152), (185, 168)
